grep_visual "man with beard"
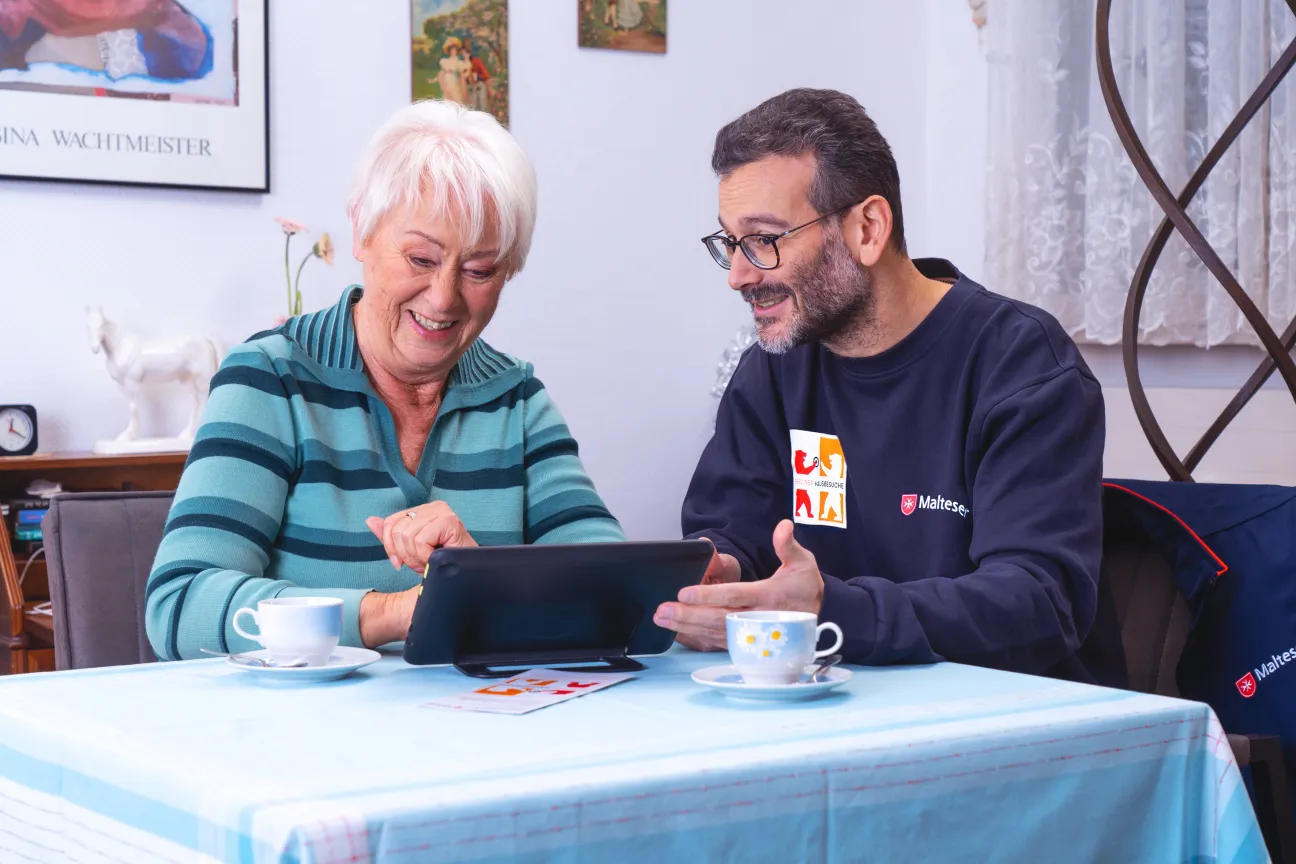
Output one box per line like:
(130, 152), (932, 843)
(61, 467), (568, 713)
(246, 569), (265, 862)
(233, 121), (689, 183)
(655, 88), (1123, 686)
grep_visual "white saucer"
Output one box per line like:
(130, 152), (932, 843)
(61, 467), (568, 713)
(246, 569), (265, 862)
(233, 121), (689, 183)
(226, 647), (380, 683)
(691, 664), (852, 702)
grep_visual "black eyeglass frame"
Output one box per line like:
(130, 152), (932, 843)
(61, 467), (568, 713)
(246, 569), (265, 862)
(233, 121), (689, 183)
(700, 201), (862, 271)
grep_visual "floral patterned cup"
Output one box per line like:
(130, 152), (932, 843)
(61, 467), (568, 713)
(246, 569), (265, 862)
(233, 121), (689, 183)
(725, 611), (843, 686)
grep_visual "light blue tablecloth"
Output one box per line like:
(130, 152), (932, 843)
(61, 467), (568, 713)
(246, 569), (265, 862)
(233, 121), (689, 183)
(0, 649), (1268, 863)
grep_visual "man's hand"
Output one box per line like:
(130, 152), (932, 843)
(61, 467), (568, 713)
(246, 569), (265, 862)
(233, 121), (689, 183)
(665, 544), (742, 650)
(702, 544), (742, 585)
(654, 521), (825, 651)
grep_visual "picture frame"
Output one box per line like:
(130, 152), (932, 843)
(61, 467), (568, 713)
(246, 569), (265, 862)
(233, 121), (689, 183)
(0, 0), (270, 193)
(412, 0), (509, 128)
(578, 0), (666, 54)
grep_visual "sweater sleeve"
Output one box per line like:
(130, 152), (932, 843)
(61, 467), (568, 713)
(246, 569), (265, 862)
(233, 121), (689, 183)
(681, 349), (786, 581)
(145, 345), (370, 661)
(521, 374), (625, 544)
(818, 367), (1106, 672)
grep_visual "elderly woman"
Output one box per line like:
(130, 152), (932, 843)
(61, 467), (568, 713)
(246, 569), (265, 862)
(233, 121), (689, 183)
(145, 101), (624, 661)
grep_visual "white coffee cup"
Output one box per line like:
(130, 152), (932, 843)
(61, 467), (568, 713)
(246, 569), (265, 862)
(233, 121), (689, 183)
(726, 610), (844, 686)
(232, 597), (342, 666)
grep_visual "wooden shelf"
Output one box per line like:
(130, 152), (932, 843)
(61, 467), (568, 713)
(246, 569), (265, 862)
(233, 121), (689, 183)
(0, 451), (188, 496)
(22, 603), (52, 643)
(1, 451), (186, 674)
(0, 451), (188, 472)
(12, 556), (46, 600)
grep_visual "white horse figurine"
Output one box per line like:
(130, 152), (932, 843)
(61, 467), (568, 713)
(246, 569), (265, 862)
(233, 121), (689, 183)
(86, 306), (222, 454)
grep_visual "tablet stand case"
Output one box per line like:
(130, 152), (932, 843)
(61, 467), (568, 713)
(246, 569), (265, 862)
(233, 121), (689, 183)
(403, 541), (712, 678)
(449, 590), (650, 678)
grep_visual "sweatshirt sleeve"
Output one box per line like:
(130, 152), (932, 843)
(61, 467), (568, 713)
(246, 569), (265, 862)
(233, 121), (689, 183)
(682, 349), (787, 581)
(818, 366), (1106, 672)
(145, 345), (370, 661)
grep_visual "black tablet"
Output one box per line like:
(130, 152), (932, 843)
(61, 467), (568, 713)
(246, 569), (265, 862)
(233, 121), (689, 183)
(402, 540), (712, 677)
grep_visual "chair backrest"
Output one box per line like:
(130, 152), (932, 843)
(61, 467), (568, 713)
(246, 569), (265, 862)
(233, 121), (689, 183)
(41, 491), (174, 670)
(1100, 514), (1192, 697)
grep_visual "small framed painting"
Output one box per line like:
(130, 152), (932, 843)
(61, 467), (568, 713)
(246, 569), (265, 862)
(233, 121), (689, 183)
(412, 0), (509, 128)
(579, 0), (666, 54)
(0, 0), (270, 192)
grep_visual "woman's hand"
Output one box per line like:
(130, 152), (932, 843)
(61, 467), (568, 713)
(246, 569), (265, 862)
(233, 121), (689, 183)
(366, 501), (477, 574)
(357, 503), (476, 648)
(358, 585), (420, 648)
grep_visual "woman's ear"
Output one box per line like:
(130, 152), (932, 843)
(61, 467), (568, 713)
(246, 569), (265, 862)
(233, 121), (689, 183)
(352, 219), (367, 263)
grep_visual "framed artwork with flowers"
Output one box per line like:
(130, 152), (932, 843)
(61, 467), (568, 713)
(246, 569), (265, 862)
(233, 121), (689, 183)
(412, 0), (508, 127)
(0, 0), (270, 192)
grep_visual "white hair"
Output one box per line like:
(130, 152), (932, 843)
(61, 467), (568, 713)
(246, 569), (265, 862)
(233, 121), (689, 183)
(347, 100), (538, 277)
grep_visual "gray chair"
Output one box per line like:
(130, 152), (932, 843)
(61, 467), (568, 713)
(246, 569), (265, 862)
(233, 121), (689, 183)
(1103, 508), (1296, 864)
(41, 491), (173, 670)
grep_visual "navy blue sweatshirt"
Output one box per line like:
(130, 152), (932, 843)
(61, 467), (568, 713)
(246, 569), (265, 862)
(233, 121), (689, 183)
(684, 259), (1124, 687)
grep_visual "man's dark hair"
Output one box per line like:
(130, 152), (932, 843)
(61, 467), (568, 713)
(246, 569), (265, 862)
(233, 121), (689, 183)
(711, 88), (906, 254)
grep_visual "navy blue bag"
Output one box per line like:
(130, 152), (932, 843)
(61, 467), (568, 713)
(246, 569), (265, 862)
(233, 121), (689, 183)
(1105, 480), (1296, 820)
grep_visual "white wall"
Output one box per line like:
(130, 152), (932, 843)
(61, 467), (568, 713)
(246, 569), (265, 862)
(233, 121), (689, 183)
(921, 0), (987, 281)
(495, 0), (931, 538)
(6, 0), (1286, 544)
(0, 0), (937, 540)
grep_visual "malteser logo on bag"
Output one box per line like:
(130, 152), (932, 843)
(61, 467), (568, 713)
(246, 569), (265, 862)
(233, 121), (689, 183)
(790, 430), (847, 529)
(1236, 644), (1296, 698)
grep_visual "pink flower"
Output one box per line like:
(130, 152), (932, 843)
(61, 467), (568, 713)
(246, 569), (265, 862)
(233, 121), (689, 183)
(275, 217), (308, 235)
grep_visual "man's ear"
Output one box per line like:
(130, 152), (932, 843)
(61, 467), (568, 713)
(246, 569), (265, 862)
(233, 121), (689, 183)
(841, 195), (894, 268)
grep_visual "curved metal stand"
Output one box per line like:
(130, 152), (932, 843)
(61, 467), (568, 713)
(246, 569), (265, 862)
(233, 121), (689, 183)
(1097, 0), (1296, 480)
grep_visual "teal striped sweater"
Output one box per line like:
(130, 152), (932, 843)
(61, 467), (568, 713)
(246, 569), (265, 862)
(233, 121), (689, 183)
(146, 287), (624, 660)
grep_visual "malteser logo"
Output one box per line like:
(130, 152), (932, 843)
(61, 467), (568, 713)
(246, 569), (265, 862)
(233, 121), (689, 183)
(1237, 644), (1296, 698)
(790, 430), (847, 529)
(901, 493), (970, 518)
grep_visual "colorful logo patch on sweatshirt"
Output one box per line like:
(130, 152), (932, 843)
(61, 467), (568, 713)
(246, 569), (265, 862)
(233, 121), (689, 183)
(790, 430), (847, 529)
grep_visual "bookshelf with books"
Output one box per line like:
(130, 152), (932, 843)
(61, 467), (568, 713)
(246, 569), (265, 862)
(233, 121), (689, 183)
(0, 452), (187, 674)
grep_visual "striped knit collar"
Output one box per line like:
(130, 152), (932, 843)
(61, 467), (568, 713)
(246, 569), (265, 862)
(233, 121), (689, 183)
(281, 285), (527, 405)
(279, 285), (364, 370)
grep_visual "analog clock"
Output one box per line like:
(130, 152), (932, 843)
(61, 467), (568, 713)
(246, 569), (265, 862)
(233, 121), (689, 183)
(0, 405), (37, 456)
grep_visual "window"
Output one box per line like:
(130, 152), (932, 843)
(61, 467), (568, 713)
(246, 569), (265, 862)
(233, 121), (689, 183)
(985, 0), (1296, 346)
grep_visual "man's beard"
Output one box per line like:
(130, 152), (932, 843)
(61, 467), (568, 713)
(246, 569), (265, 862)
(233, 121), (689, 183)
(741, 234), (874, 354)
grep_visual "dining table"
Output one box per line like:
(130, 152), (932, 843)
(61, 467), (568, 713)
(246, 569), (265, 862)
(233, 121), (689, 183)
(0, 647), (1268, 863)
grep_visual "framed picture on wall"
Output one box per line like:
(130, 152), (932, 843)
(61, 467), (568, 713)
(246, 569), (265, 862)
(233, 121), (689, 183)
(0, 0), (270, 193)
(579, 0), (666, 54)
(412, 0), (509, 128)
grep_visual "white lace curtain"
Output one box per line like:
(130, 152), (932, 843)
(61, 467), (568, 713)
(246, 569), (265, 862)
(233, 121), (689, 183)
(985, 0), (1296, 346)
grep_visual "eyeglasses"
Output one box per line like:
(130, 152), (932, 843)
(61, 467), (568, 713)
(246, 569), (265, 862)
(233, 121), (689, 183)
(701, 202), (861, 271)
